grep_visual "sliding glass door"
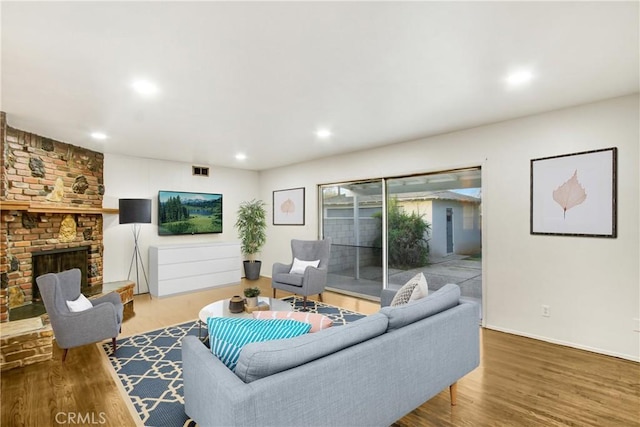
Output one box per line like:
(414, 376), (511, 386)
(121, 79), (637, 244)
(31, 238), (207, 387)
(385, 170), (482, 304)
(321, 180), (383, 299)
(320, 168), (482, 304)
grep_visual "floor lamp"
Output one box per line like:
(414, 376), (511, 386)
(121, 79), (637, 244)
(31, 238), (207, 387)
(119, 198), (152, 295)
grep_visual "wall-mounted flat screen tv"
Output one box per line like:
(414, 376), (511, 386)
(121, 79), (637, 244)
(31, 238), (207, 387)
(158, 191), (222, 235)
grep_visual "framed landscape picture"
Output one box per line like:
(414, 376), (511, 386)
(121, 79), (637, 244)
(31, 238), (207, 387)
(158, 190), (223, 235)
(273, 187), (305, 225)
(530, 147), (617, 238)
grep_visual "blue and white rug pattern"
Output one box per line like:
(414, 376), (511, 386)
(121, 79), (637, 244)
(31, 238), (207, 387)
(103, 321), (200, 427)
(281, 296), (366, 325)
(102, 299), (365, 426)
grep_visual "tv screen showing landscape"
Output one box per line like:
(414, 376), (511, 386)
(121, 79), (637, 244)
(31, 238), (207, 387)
(158, 191), (222, 235)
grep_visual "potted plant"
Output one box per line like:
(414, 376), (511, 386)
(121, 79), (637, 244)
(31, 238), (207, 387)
(234, 199), (267, 280)
(243, 286), (261, 307)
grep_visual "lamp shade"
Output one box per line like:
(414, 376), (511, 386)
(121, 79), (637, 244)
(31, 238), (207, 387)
(119, 199), (152, 224)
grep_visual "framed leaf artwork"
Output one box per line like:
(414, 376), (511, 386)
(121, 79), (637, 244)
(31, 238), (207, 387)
(530, 147), (617, 238)
(273, 187), (305, 225)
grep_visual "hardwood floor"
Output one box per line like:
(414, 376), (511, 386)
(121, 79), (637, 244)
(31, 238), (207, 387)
(2, 277), (638, 426)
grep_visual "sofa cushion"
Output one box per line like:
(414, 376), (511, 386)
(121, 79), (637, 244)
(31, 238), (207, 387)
(235, 313), (389, 383)
(390, 272), (428, 306)
(273, 273), (303, 287)
(207, 317), (311, 370)
(380, 283), (460, 331)
(253, 311), (333, 333)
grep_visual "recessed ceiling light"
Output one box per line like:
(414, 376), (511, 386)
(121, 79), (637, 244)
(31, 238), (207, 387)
(132, 79), (159, 96)
(91, 132), (107, 140)
(506, 70), (534, 86)
(316, 129), (332, 139)
(235, 153), (247, 161)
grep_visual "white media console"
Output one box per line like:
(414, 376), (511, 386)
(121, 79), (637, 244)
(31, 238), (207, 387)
(148, 242), (241, 297)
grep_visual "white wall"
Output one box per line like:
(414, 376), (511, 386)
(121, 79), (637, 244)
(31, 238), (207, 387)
(258, 94), (639, 361)
(103, 154), (259, 291)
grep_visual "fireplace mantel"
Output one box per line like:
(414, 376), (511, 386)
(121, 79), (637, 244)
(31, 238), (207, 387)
(0, 201), (118, 215)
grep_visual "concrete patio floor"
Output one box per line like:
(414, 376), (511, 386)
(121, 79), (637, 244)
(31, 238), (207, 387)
(327, 254), (482, 307)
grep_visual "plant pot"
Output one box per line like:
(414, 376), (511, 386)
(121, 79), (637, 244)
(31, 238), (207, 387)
(245, 296), (258, 307)
(243, 260), (262, 281)
(228, 296), (245, 313)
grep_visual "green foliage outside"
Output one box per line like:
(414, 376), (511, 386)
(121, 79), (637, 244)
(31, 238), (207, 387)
(373, 197), (431, 269)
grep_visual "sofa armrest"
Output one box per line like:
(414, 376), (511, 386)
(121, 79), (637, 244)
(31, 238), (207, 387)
(182, 336), (255, 426)
(380, 288), (397, 307)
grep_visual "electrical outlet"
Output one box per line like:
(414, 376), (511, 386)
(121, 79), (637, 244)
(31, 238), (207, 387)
(542, 305), (550, 317)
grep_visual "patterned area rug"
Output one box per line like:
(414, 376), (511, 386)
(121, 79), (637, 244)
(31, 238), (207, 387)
(101, 298), (365, 427)
(281, 296), (367, 325)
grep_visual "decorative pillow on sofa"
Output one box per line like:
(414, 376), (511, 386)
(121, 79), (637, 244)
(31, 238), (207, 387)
(289, 257), (320, 275)
(390, 272), (428, 306)
(252, 311), (333, 333)
(66, 294), (93, 312)
(381, 283), (461, 331)
(409, 275), (428, 302)
(207, 317), (311, 370)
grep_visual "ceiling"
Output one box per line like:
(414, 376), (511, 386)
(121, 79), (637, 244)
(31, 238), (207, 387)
(1, 2), (638, 171)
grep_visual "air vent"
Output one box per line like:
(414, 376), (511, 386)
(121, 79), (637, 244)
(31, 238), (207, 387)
(192, 166), (209, 177)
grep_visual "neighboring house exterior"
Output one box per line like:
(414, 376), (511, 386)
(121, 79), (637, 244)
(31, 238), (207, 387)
(323, 190), (481, 273)
(400, 191), (482, 258)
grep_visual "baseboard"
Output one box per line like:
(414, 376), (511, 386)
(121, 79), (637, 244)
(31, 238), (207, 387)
(484, 324), (640, 363)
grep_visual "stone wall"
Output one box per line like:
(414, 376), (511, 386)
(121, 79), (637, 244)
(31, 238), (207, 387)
(1, 116), (104, 207)
(0, 112), (105, 322)
(0, 318), (53, 371)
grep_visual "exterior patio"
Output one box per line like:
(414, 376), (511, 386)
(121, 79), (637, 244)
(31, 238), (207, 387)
(326, 254), (482, 308)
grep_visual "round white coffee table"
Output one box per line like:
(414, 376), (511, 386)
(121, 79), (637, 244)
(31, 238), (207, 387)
(198, 297), (293, 339)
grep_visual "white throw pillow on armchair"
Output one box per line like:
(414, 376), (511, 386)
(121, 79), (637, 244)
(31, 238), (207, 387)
(289, 257), (320, 275)
(66, 294), (93, 312)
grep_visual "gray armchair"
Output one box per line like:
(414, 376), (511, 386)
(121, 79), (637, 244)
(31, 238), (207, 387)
(36, 268), (123, 362)
(271, 238), (332, 308)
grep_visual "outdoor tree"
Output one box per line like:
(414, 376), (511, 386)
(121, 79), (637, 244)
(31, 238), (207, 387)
(374, 197), (431, 269)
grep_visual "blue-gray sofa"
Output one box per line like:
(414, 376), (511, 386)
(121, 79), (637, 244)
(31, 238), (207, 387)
(182, 283), (479, 426)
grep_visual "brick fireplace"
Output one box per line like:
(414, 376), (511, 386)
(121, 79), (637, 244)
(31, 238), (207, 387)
(0, 112), (114, 322)
(31, 246), (90, 300)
